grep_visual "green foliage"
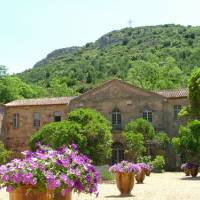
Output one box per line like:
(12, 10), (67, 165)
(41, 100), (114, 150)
(123, 118), (169, 160)
(124, 118), (156, 141)
(17, 24), (199, 93)
(0, 76), (48, 103)
(95, 166), (114, 181)
(48, 77), (79, 97)
(150, 155), (165, 172)
(123, 132), (146, 159)
(172, 120), (200, 163)
(136, 155), (152, 164)
(30, 108), (112, 165)
(189, 67), (200, 117)
(0, 141), (12, 164)
(155, 131), (170, 149)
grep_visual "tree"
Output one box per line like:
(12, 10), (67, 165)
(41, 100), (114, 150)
(0, 77), (46, 103)
(189, 67), (200, 117)
(124, 118), (156, 141)
(123, 131), (146, 160)
(127, 61), (161, 90)
(29, 108), (112, 165)
(123, 118), (169, 160)
(172, 120), (200, 163)
(49, 77), (79, 97)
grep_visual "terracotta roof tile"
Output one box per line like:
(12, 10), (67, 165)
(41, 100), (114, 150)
(5, 97), (75, 107)
(156, 89), (188, 98)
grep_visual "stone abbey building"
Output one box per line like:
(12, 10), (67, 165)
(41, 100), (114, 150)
(0, 79), (188, 169)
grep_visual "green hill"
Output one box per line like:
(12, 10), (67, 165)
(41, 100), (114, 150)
(17, 24), (200, 96)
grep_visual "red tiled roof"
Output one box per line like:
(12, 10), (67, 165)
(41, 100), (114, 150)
(5, 97), (75, 107)
(156, 89), (188, 98)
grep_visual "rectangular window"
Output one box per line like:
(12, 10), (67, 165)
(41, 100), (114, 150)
(54, 111), (61, 122)
(174, 105), (182, 120)
(33, 112), (40, 128)
(143, 111), (152, 122)
(13, 113), (19, 128)
(112, 109), (122, 130)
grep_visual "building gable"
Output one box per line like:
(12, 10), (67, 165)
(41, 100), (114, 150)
(70, 79), (164, 104)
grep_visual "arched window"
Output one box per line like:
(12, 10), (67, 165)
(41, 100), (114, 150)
(112, 142), (124, 164)
(112, 108), (122, 130)
(54, 111), (61, 122)
(143, 110), (152, 123)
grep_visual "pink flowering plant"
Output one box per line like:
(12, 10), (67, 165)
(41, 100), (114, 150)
(0, 144), (100, 196)
(109, 161), (140, 174)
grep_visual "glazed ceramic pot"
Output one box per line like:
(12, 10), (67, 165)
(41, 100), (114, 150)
(115, 172), (135, 196)
(53, 192), (72, 200)
(9, 186), (53, 200)
(135, 169), (145, 184)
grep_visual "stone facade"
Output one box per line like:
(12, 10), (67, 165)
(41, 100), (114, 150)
(1, 79), (189, 170)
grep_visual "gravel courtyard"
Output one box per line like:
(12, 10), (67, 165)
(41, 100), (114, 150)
(1, 172), (200, 200)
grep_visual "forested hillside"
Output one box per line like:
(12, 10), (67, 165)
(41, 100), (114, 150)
(3, 24), (200, 102)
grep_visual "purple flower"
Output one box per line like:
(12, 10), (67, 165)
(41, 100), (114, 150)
(109, 160), (140, 173)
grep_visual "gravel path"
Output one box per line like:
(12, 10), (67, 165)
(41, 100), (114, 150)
(1, 172), (200, 200)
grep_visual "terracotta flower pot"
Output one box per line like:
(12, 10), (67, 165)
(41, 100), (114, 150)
(115, 172), (135, 196)
(53, 192), (72, 200)
(9, 186), (53, 200)
(135, 169), (145, 184)
(144, 169), (151, 176)
(190, 167), (198, 177)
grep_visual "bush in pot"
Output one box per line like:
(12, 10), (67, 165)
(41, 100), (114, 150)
(0, 144), (101, 200)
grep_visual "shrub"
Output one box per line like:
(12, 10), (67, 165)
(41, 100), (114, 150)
(0, 141), (11, 164)
(172, 120), (200, 163)
(151, 155), (165, 172)
(30, 108), (112, 165)
(136, 155), (152, 164)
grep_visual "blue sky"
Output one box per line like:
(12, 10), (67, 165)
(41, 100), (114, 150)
(1, 0), (200, 74)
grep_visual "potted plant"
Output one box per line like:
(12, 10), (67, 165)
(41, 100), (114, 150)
(109, 161), (140, 196)
(0, 144), (100, 200)
(181, 163), (191, 176)
(181, 163), (199, 177)
(135, 163), (151, 183)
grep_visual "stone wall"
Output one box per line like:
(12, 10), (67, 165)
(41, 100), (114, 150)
(5, 104), (68, 157)
(163, 97), (189, 170)
(0, 104), (6, 141)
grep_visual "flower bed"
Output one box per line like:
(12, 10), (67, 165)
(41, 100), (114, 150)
(0, 144), (100, 198)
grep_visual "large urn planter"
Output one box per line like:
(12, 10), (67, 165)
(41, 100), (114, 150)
(53, 192), (72, 200)
(9, 186), (53, 200)
(135, 169), (145, 184)
(190, 167), (198, 177)
(181, 163), (199, 177)
(109, 161), (140, 196)
(9, 186), (72, 200)
(115, 172), (135, 196)
(136, 163), (152, 183)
